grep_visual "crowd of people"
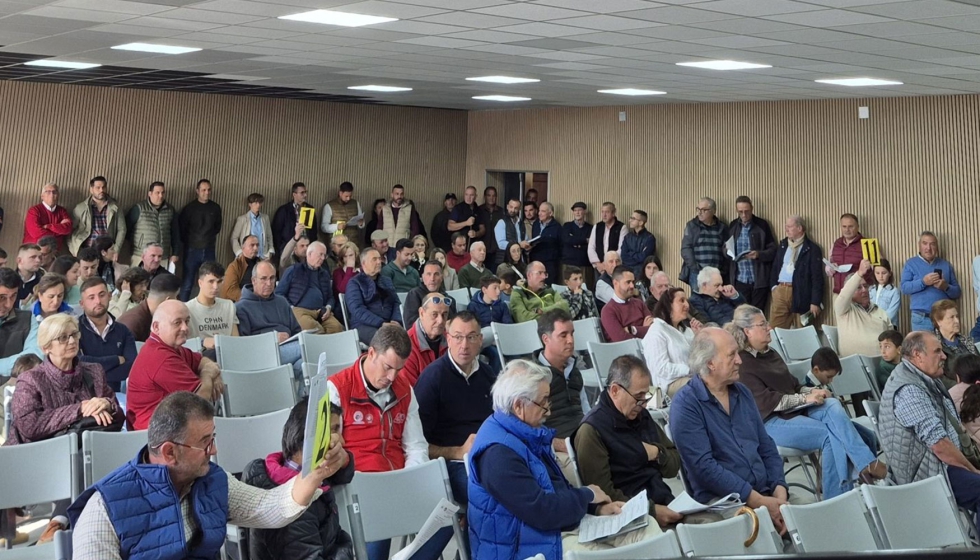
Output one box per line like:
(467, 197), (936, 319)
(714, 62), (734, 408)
(2, 177), (980, 558)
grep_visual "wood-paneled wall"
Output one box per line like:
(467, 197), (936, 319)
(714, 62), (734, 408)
(0, 80), (467, 266)
(466, 97), (980, 331)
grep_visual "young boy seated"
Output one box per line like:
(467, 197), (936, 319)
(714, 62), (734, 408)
(876, 330), (903, 391)
(805, 347), (879, 454)
(559, 265), (598, 321)
(949, 353), (980, 412)
(498, 270), (518, 305)
(467, 276), (511, 374)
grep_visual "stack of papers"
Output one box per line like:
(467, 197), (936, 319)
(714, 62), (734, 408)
(725, 237), (751, 262)
(667, 491), (743, 515)
(578, 490), (649, 543)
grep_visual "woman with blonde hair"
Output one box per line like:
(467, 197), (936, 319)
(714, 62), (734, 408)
(429, 248), (459, 291)
(410, 235), (428, 275)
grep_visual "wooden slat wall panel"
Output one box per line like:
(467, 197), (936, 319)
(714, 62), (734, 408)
(466, 96), (980, 331)
(0, 80), (467, 266)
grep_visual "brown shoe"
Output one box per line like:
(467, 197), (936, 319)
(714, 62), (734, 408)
(37, 516), (68, 544)
(859, 460), (887, 484)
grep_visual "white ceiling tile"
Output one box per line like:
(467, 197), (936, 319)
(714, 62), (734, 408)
(461, 43), (552, 55)
(374, 0), (506, 8)
(0, 14), (96, 32)
(154, 8), (265, 24)
(924, 15), (980, 32)
(828, 20), (950, 36)
(52, 0), (172, 15)
(395, 35), (486, 48)
(523, 50), (608, 61)
(852, 0), (980, 19)
(217, 44), (303, 55)
(694, 0), (822, 17)
(285, 33), (374, 45)
(372, 20), (468, 35)
(329, 1), (448, 19)
(416, 11), (524, 28)
(209, 25), (303, 39)
(549, 14), (666, 31)
(687, 34), (790, 48)
(321, 28), (422, 41)
(616, 6), (739, 24)
(492, 22), (597, 37)
(687, 16), (807, 33)
(532, 0), (659, 13)
(441, 29), (541, 42)
(89, 22), (187, 36)
(472, 3), (591, 21)
(771, 0), (905, 5)
(22, 6), (131, 22)
(753, 27), (865, 43)
(764, 9), (895, 26)
(185, 0), (291, 17)
(569, 30), (669, 44)
(123, 15), (223, 30)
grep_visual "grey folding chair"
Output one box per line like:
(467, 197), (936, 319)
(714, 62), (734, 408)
(338, 293), (351, 328)
(134, 340), (145, 354)
(215, 332), (280, 372)
(492, 321), (542, 365)
(2, 384), (13, 442)
(563, 437), (583, 487)
(774, 326), (822, 362)
(552, 284), (569, 296)
(778, 446), (821, 501)
(781, 489), (881, 552)
(861, 474), (971, 549)
(447, 288), (470, 312)
(676, 506), (782, 555)
(786, 359), (811, 384)
(302, 361), (353, 387)
(213, 408), (291, 475)
(587, 339), (643, 389)
(573, 318), (606, 401)
(82, 430), (148, 487)
(397, 291), (409, 305)
(823, 325), (840, 354)
(768, 333), (790, 363)
(832, 354), (877, 414)
(182, 336), (203, 353)
(221, 366), (295, 417)
(564, 529), (682, 559)
(299, 330), (360, 368)
(859, 355), (884, 400)
(54, 529), (71, 560)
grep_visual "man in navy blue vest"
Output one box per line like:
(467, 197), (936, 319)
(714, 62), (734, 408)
(69, 391), (345, 560)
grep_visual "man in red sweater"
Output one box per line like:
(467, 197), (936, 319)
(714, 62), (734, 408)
(600, 265), (654, 342)
(23, 182), (72, 250)
(402, 292), (450, 385)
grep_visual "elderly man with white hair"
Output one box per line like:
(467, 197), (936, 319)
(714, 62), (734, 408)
(458, 241), (494, 290)
(689, 266), (744, 325)
(646, 270), (671, 308)
(275, 240), (343, 334)
(467, 359), (660, 560)
(528, 201), (562, 286)
(594, 251), (622, 305)
(769, 215), (824, 330)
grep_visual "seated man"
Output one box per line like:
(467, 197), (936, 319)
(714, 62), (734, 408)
(346, 248), (402, 345)
(576, 355), (682, 528)
(510, 261), (569, 323)
(78, 277), (138, 392)
(532, 308), (585, 481)
(236, 261), (305, 387)
(646, 270), (671, 310)
(381, 238), (421, 293)
(14, 243), (42, 308)
(403, 292), (450, 386)
(279, 223), (310, 273)
(125, 300), (224, 430)
(600, 266), (654, 342)
(276, 241), (343, 334)
(0, 268), (41, 377)
(834, 259), (892, 357)
(403, 261), (454, 326)
(69, 391), (344, 560)
(136, 242), (173, 282)
(118, 272), (180, 342)
(670, 328), (789, 535)
(689, 266), (745, 325)
(369, 230), (396, 264)
(221, 234), (261, 302)
(458, 241), (494, 290)
(880, 331), (980, 533)
(446, 233), (471, 272)
(326, 326), (442, 560)
(186, 262), (239, 359)
(594, 251), (621, 305)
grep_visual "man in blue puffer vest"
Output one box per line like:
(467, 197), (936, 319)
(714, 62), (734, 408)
(68, 391), (346, 560)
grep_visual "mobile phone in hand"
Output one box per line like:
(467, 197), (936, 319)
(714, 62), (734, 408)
(934, 268), (943, 279)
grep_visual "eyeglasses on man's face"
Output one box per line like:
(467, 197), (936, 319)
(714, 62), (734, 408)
(614, 383), (654, 406)
(155, 433), (217, 455)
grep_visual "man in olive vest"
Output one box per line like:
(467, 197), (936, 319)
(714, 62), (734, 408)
(127, 181), (181, 267)
(378, 184), (425, 245)
(321, 181), (364, 247)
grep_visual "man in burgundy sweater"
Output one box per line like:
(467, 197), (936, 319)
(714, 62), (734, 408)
(23, 182), (72, 250)
(600, 266), (653, 342)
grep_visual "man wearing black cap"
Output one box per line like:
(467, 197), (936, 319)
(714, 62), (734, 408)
(431, 193), (456, 252)
(563, 201), (594, 288)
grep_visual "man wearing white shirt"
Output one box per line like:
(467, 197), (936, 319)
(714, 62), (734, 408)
(493, 198), (527, 268)
(320, 181), (364, 245)
(587, 202), (625, 276)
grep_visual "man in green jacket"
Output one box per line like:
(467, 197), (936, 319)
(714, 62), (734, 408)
(509, 261), (569, 323)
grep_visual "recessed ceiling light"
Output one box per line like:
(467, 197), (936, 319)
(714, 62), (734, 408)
(25, 59), (101, 70)
(815, 78), (902, 87)
(466, 76), (539, 84)
(598, 88), (666, 96)
(473, 95), (531, 102)
(348, 85), (412, 92)
(279, 10), (397, 27)
(112, 43), (201, 54)
(676, 60), (771, 71)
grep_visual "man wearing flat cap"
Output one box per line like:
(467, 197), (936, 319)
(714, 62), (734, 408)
(563, 201), (595, 288)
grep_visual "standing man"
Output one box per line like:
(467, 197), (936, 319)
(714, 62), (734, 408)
(478, 186), (503, 265)
(69, 176), (126, 256)
(23, 182), (72, 250)
(186, 261), (239, 357)
(77, 277), (137, 392)
(902, 231), (961, 332)
(494, 197), (527, 269)
(127, 181), (181, 267)
(620, 210), (657, 277)
(769, 216), (824, 330)
(430, 193), (457, 253)
(587, 202), (624, 280)
(178, 179), (223, 302)
(449, 185), (485, 248)
(272, 182), (317, 259)
(530, 202), (562, 285)
(828, 213), (873, 294)
(379, 184), (425, 245)
(727, 196), (776, 310)
(680, 197), (727, 290)
(522, 200), (537, 241)
(321, 181), (364, 246)
(562, 202), (593, 288)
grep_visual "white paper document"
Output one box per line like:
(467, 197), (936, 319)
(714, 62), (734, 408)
(577, 490), (648, 544)
(667, 491), (742, 515)
(725, 237), (751, 261)
(822, 259), (852, 274)
(279, 328), (318, 346)
(392, 498), (459, 560)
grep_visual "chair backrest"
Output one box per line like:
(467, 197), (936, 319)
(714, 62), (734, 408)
(564, 437), (583, 487)
(768, 333), (790, 363)
(397, 291), (409, 304)
(863, 400), (880, 427)
(552, 284), (570, 296)
(299, 330), (361, 367)
(859, 355), (884, 399)
(222, 366), (295, 417)
(588, 339), (643, 388)
(213, 408), (291, 474)
(676, 506), (782, 556)
(492, 321), (542, 363)
(572, 318), (603, 353)
(861, 474), (971, 549)
(338, 293), (351, 327)
(832, 354), (876, 401)
(447, 288), (471, 312)
(0, 433), (77, 508)
(564, 529), (682, 559)
(2, 384), (13, 440)
(824, 325), (840, 354)
(781, 489), (880, 552)
(83, 430), (148, 487)
(54, 529), (72, 560)
(774, 326), (822, 362)
(302, 361), (353, 386)
(786, 359), (812, 383)
(183, 336), (203, 353)
(215, 332), (280, 372)
(134, 340), (145, 354)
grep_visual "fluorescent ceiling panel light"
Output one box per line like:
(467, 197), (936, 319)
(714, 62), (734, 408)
(815, 78), (902, 87)
(676, 60), (771, 71)
(473, 95), (531, 102)
(348, 85), (412, 92)
(25, 60), (100, 70)
(112, 43), (201, 54)
(598, 88), (666, 96)
(278, 10), (397, 27)
(466, 76), (539, 84)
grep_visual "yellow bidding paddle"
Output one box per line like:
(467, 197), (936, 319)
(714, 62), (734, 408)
(861, 238), (881, 266)
(311, 389), (331, 466)
(299, 207), (316, 230)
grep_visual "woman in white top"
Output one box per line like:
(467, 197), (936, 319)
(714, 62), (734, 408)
(642, 286), (703, 398)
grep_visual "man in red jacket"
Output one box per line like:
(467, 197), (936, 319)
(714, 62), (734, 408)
(23, 182), (72, 250)
(402, 292), (450, 385)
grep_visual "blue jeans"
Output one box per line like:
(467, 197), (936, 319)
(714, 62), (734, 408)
(366, 528), (454, 560)
(765, 399), (877, 499)
(179, 248), (216, 301)
(948, 465), (980, 535)
(278, 340), (306, 398)
(911, 312), (933, 333)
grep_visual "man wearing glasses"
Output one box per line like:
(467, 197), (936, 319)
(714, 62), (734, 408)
(574, 354), (683, 528)
(680, 197), (728, 290)
(402, 293), (452, 386)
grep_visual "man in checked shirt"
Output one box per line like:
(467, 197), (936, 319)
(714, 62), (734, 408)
(67, 391), (346, 559)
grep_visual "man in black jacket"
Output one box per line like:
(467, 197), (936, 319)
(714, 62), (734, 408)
(529, 202), (562, 286)
(272, 182), (317, 259)
(769, 215), (824, 329)
(178, 179), (223, 301)
(728, 196), (777, 310)
(430, 193), (456, 252)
